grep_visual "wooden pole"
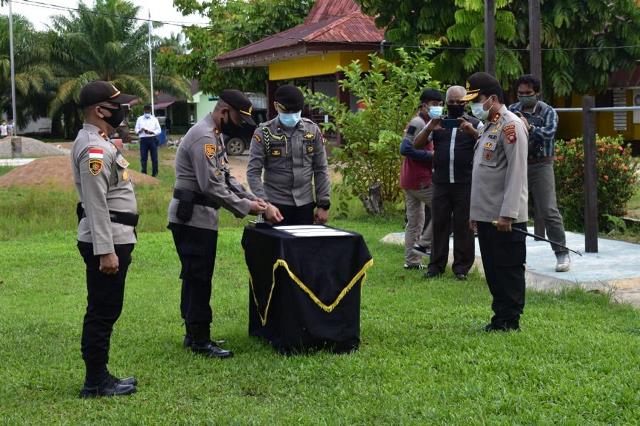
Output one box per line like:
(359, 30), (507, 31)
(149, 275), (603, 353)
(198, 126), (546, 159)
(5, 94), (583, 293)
(582, 96), (598, 253)
(528, 0), (542, 90)
(484, 0), (496, 76)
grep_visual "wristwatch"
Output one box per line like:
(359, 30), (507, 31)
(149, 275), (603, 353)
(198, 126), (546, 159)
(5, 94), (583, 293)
(317, 202), (331, 210)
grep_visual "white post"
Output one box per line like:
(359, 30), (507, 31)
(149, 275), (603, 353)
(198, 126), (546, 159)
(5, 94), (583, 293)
(8, 0), (18, 135)
(148, 10), (154, 114)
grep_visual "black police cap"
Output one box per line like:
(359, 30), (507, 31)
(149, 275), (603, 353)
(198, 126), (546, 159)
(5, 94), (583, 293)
(461, 72), (502, 102)
(274, 85), (304, 113)
(79, 80), (137, 108)
(420, 88), (443, 103)
(219, 89), (256, 127)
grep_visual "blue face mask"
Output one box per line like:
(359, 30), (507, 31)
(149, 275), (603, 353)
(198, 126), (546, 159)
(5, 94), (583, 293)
(428, 106), (444, 119)
(278, 111), (302, 128)
(144, 113), (151, 119)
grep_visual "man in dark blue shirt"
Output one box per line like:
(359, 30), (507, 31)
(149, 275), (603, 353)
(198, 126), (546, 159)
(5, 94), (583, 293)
(509, 74), (570, 272)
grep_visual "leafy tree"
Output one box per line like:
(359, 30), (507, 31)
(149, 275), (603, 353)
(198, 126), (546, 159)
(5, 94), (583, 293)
(0, 14), (53, 127)
(164, 0), (313, 94)
(305, 48), (440, 213)
(357, 0), (640, 97)
(49, 0), (191, 138)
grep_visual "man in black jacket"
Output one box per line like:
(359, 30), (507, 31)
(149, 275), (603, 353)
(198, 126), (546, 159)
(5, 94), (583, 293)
(415, 85), (482, 280)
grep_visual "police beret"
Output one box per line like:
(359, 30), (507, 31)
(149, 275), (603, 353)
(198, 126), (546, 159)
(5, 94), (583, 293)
(219, 89), (256, 127)
(461, 72), (503, 102)
(79, 81), (137, 108)
(420, 88), (443, 103)
(274, 85), (305, 112)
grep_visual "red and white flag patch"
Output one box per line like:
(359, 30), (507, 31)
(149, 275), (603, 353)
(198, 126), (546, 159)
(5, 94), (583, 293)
(89, 148), (104, 159)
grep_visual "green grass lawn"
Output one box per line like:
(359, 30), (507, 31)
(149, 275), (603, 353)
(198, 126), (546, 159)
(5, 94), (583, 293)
(2, 218), (640, 424)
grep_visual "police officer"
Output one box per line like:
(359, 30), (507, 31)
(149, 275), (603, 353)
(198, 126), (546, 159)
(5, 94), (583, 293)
(72, 81), (138, 397)
(463, 72), (529, 332)
(247, 84), (331, 225)
(168, 89), (267, 358)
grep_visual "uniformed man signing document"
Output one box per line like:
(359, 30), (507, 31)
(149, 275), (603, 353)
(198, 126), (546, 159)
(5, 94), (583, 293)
(464, 72), (529, 332)
(168, 90), (267, 358)
(72, 81), (138, 398)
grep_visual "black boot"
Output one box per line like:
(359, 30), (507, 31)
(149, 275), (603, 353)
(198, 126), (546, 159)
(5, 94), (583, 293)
(189, 324), (233, 359)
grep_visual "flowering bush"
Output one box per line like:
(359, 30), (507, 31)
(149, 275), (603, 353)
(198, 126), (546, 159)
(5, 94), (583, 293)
(554, 135), (639, 231)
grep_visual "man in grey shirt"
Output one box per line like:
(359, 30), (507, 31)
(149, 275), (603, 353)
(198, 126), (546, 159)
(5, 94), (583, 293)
(72, 80), (138, 398)
(168, 89), (267, 358)
(464, 72), (529, 332)
(247, 85), (330, 225)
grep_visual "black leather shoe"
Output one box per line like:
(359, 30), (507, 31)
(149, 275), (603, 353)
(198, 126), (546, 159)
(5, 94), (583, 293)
(191, 341), (233, 359)
(116, 376), (138, 386)
(454, 273), (468, 281)
(424, 270), (443, 279)
(483, 322), (520, 332)
(184, 335), (226, 348)
(79, 375), (136, 398)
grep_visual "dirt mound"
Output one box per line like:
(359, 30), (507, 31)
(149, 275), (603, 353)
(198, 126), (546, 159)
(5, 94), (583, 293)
(0, 137), (67, 157)
(0, 156), (159, 189)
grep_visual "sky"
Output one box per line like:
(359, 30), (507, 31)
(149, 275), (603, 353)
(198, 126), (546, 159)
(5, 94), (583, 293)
(3, 0), (207, 38)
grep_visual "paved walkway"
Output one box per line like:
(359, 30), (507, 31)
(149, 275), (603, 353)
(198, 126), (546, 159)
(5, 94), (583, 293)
(382, 229), (640, 307)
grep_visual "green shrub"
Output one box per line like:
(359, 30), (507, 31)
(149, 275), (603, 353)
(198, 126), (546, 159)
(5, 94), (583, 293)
(554, 135), (639, 231)
(305, 47), (440, 212)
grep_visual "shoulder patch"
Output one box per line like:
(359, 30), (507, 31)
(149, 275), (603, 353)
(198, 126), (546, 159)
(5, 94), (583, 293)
(406, 125), (417, 136)
(253, 133), (262, 143)
(503, 123), (517, 144)
(204, 143), (216, 159)
(88, 148), (104, 176)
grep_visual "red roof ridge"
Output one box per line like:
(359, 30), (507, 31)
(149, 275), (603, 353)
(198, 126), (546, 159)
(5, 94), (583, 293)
(302, 12), (359, 41)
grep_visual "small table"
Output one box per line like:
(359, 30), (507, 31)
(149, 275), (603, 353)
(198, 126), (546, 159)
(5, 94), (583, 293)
(241, 225), (373, 354)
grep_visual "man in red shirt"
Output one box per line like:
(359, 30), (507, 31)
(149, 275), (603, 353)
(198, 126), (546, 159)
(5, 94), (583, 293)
(399, 89), (443, 269)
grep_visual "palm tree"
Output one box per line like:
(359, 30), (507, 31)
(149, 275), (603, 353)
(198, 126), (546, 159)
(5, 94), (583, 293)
(0, 14), (53, 128)
(49, 0), (191, 138)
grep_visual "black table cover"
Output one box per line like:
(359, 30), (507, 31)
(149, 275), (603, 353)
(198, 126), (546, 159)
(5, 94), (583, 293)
(241, 225), (373, 354)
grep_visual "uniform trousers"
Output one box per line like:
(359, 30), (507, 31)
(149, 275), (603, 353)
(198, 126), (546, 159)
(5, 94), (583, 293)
(140, 136), (159, 177)
(169, 223), (218, 334)
(403, 187), (433, 265)
(272, 202), (315, 226)
(528, 161), (567, 254)
(429, 183), (474, 275)
(476, 222), (527, 326)
(78, 242), (134, 385)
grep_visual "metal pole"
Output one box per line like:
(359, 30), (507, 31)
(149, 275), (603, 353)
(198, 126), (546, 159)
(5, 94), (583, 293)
(528, 0), (542, 90)
(484, 0), (496, 76)
(147, 10), (154, 114)
(582, 96), (598, 253)
(8, 0), (18, 135)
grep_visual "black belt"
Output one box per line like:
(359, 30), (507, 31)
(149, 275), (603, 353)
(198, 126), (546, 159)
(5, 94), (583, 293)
(528, 156), (554, 164)
(76, 203), (139, 227)
(173, 188), (220, 209)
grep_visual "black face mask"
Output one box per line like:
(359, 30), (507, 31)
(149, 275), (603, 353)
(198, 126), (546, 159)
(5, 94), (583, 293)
(220, 112), (245, 138)
(447, 104), (465, 118)
(100, 105), (125, 129)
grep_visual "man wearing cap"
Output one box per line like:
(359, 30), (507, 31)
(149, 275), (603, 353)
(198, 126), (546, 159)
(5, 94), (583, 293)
(463, 72), (528, 332)
(247, 84), (330, 226)
(399, 88), (442, 270)
(134, 104), (162, 177)
(72, 80), (139, 397)
(168, 89), (268, 358)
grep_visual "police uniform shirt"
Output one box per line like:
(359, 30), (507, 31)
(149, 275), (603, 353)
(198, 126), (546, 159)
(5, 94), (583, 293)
(431, 114), (481, 185)
(167, 113), (255, 230)
(470, 106), (528, 222)
(71, 123), (137, 255)
(247, 117), (330, 207)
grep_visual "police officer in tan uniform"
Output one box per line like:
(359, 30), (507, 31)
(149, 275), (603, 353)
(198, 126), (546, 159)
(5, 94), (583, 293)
(72, 81), (138, 398)
(168, 89), (267, 358)
(463, 72), (529, 332)
(247, 85), (330, 225)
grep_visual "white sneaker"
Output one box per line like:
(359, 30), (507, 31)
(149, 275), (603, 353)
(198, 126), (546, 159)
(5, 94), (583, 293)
(555, 253), (571, 272)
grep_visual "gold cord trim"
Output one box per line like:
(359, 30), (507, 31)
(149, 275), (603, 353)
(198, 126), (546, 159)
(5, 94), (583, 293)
(249, 258), (374, 326)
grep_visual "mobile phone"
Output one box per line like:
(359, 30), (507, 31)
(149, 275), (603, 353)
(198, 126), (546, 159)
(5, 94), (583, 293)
(441, 118), (459, 129)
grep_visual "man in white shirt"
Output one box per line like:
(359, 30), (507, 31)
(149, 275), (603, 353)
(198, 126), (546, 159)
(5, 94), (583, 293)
(0, 121), (7, 138)
(134, 105), (162, 177)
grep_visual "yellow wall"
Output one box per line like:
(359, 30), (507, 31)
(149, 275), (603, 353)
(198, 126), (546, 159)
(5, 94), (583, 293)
(268, 52), (371, 81)
(556, 91), (639, 141)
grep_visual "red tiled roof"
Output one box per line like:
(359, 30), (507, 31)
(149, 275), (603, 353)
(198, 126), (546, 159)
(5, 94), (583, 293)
(609, 65), (640, 88)
(216, 0), (384, 68)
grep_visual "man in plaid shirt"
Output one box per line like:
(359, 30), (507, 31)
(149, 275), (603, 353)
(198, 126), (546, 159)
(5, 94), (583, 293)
(509, 74), (570, 272)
